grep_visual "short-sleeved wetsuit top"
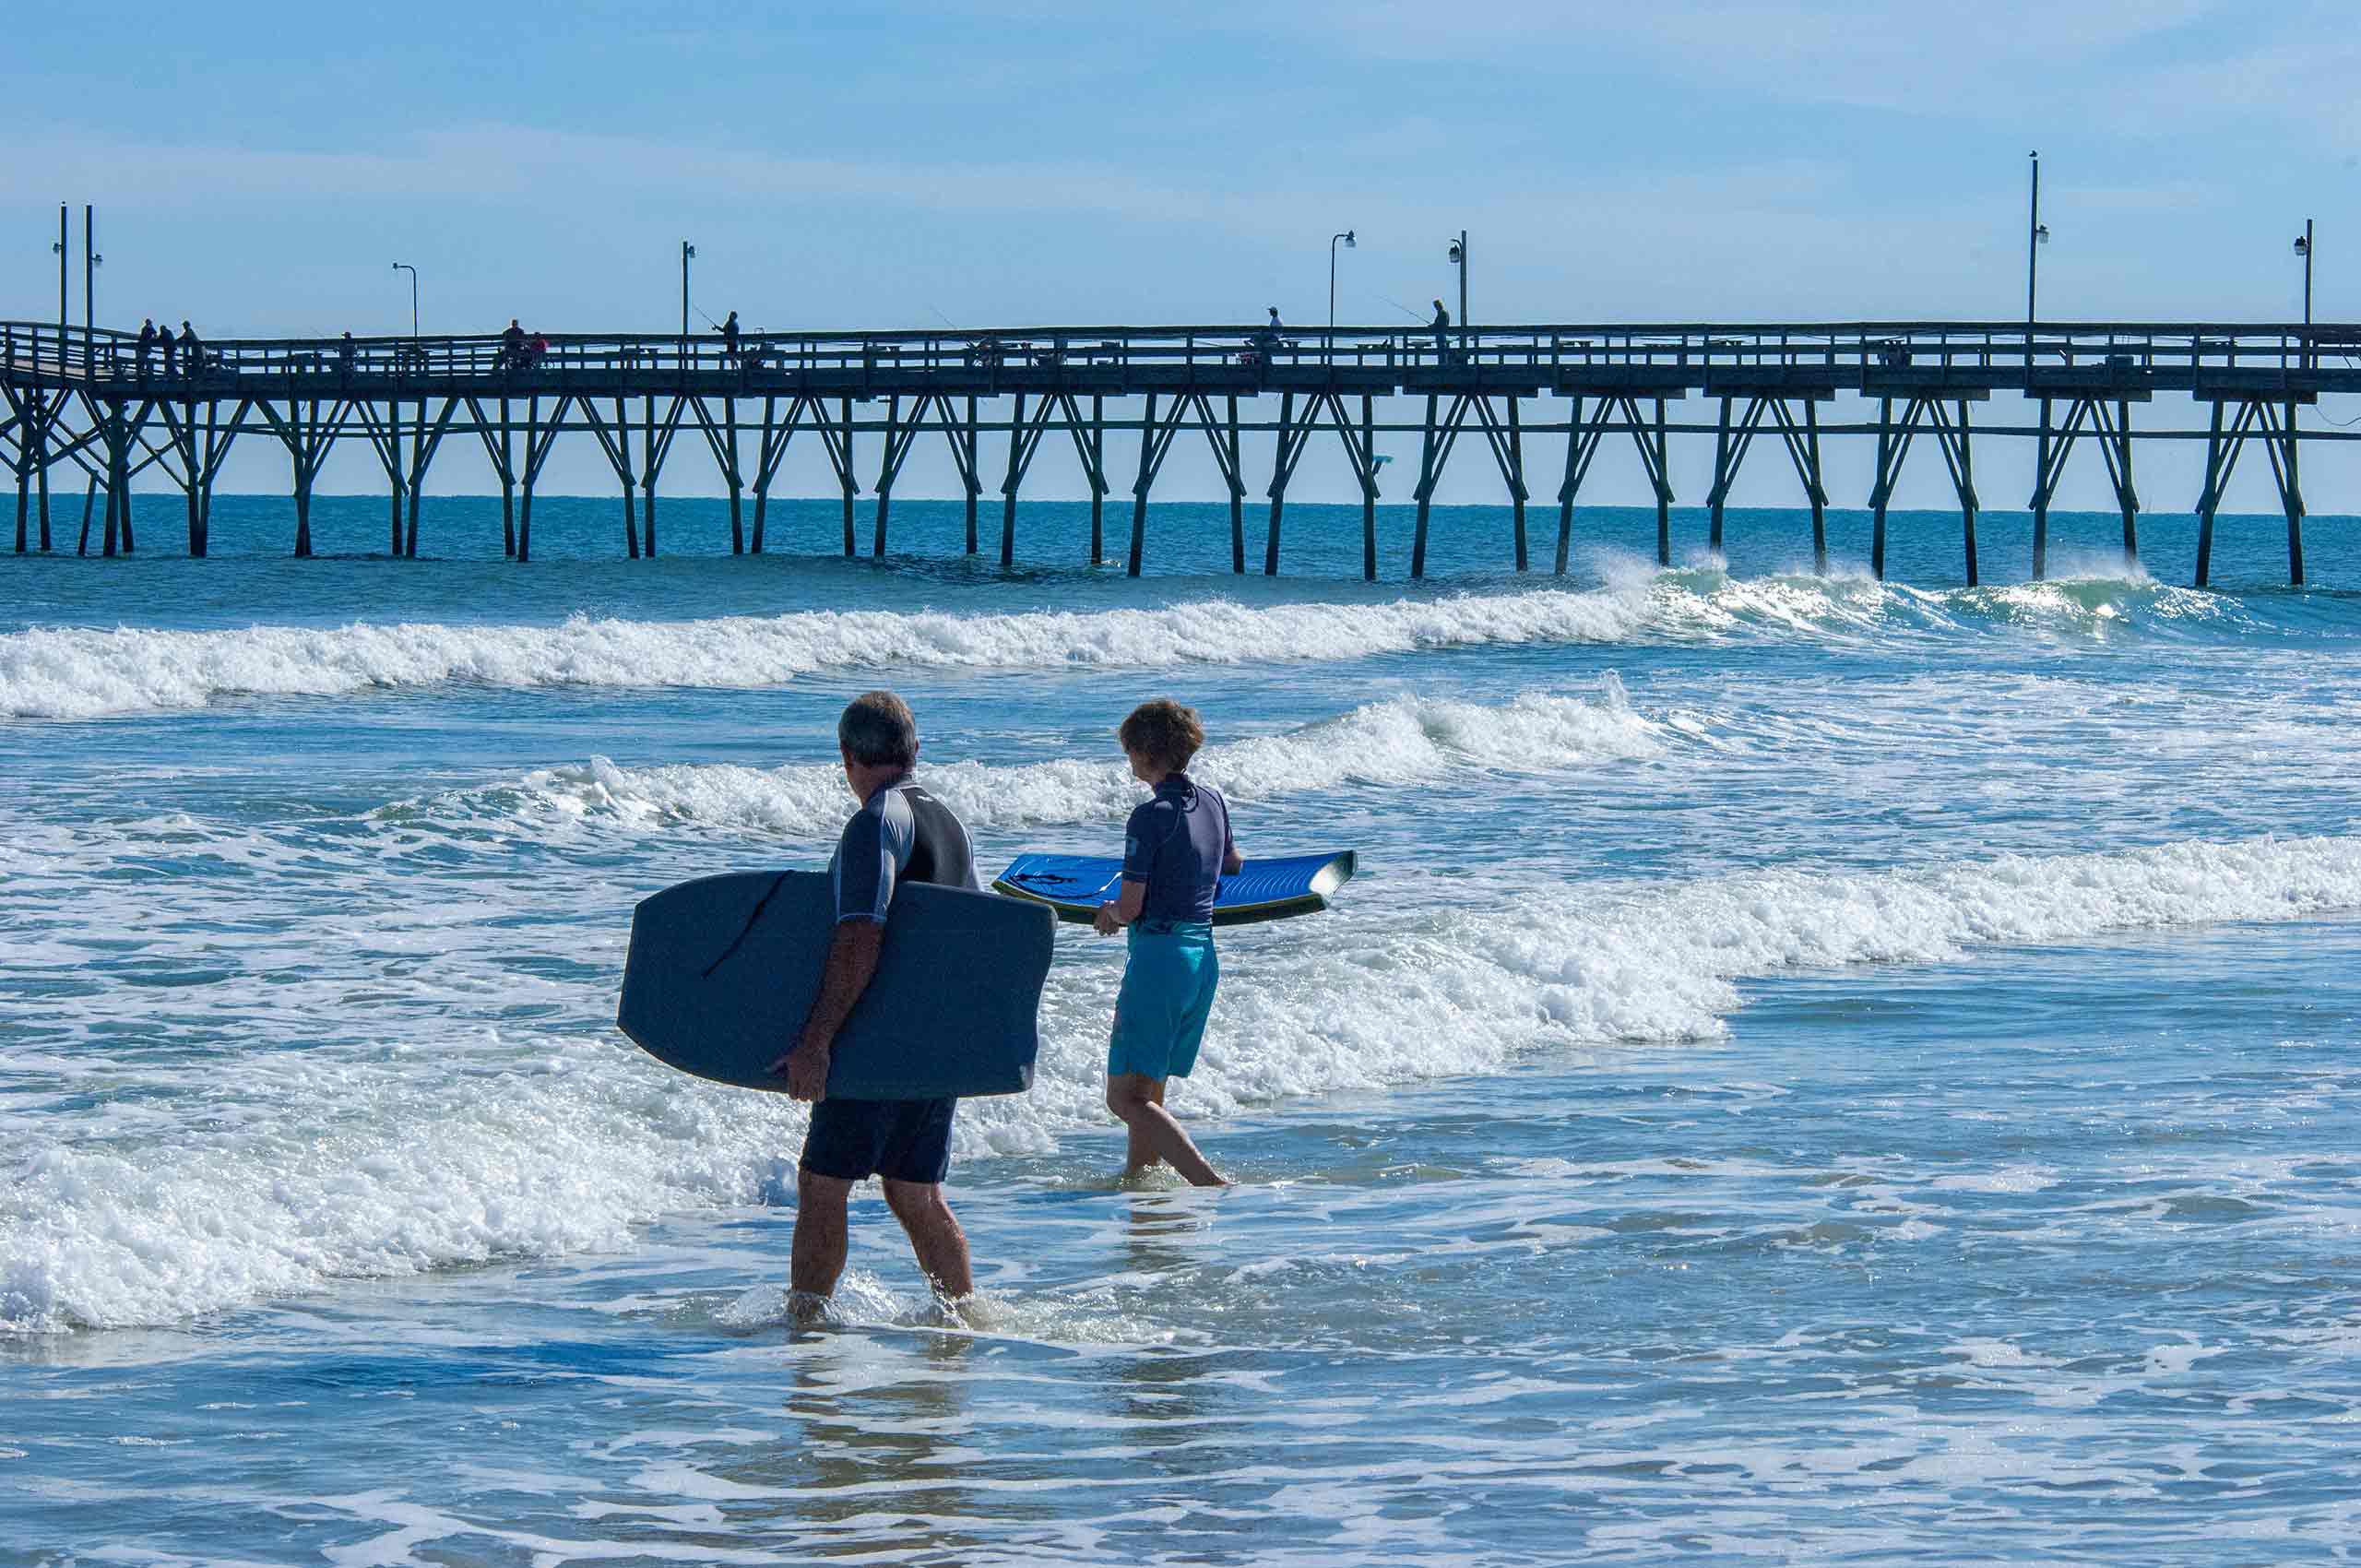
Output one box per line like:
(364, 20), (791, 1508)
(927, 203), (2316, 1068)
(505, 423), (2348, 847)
(1121, 773), (1234, 925)
(831, 778), (979, 923)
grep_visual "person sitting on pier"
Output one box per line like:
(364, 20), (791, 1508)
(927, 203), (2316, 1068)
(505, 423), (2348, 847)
(528, 330), (550, 369)
(136, 318), (157, 378)
(502, 319), (528, 370)
(718, 310), (741, 362)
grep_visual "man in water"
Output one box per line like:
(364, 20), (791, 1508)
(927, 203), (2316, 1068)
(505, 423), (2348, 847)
(768, 690), (981, 1322)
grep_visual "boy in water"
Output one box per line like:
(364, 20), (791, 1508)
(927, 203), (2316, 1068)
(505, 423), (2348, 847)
(1093, 700), (1240, 1187)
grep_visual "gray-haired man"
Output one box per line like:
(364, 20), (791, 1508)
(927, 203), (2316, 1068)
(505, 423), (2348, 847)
(767, 690), (981, 1320)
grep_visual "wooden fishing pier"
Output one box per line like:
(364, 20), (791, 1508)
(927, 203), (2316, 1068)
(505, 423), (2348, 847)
(1, 319), (2350, 584)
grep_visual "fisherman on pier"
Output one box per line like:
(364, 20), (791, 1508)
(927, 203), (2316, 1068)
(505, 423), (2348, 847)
(502, 319), (528, 370)
(718, 310), (741, 362)
(1430, 300), (1451, 363)
(158, 322), (178, 377)
(136, 319), (157, 379)
(180, 321), (204, 376)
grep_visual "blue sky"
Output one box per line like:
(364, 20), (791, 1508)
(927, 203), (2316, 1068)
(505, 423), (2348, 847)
(7, 1), (2357, 508)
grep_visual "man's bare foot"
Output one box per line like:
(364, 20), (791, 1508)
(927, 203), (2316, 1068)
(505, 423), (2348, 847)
(787, 1289), (833, 1327)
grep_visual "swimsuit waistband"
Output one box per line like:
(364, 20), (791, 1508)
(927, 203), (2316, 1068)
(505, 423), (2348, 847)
(1131, 918), (1215, 939)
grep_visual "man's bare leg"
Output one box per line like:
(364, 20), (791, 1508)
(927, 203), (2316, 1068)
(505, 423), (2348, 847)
(882, 1179), (974, 1301)
(789, 1170), (853, 1323)
(1106, 1073), (1226, 1187)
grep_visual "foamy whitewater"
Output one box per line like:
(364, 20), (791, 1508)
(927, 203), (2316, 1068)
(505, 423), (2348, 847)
(4, 493), (2356, 1564)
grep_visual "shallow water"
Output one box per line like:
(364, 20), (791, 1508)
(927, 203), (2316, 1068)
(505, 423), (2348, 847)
(4, 494), (2358, 1563)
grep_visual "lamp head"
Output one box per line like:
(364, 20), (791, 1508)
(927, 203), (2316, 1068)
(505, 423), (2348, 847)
(2034, 224), (2050, 245)
(1344, 230), (1356, 247)
(2295, 234), (2310, 256)
(1447, 239), (1464, 264)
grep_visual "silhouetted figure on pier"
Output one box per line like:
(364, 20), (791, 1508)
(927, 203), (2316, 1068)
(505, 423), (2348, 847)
(1430, 300), (1451, 362)
(180, 321), (204, 376)
(502, 319), (527, 370)
(338, 331), (357, 376)
(158, 322), (178, 377)
(528, 330), (550, 368)
(718, 310), (740, 362)
(136, 319), (157, 377)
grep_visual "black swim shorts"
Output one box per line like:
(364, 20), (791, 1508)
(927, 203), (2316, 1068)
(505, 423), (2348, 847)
(800, 1096), (956, 1184)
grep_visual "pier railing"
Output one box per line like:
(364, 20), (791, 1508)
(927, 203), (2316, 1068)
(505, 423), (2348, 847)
(4, 319), (2354, 396)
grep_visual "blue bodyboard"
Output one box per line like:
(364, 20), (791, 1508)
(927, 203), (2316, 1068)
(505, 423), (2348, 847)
(992, 850), (1357, 927)
(617, 871), (1055, 1099)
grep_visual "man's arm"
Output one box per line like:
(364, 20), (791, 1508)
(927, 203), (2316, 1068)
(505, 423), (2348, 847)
(771, 918), (884, 1100)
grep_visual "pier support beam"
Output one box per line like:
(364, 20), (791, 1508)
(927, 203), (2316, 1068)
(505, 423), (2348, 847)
(262, 398), (344, 558)
(578, 397), (641, 559)
(516, 394), (573, 564)
(1263, 391), (1382, 578)
(1706, 394), (1833, 572)
(1551, 394), (1673, 576)
(2200, 398), (2308, 587)
(1869, 395), (1982, 585)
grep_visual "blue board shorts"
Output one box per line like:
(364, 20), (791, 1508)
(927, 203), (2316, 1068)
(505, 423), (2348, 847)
(1109, 920), (1218, 1081)
(801, 1096), (955, 1184)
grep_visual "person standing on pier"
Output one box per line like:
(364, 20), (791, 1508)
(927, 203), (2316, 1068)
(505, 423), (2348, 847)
(136, 319), (157, 378)
(1430, 300), (1451, 363)
(158, 322), (178, 378)
(502, 319), (527, 370)
(179, 321), (204, 376)
(768, 691), (981, 1323)
(718, 310), (741, 363)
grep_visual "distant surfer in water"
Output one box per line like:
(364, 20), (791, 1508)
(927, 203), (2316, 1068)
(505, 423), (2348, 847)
(769, 690), (983, 1321)
(1094, 700), (1239, 1187)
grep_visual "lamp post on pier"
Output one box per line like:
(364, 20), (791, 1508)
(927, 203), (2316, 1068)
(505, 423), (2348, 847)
(2294, 220), (2313, 324)
(1327, 229), (1355, 362)
(83, 206), (101, 339)
(53, 206), (67, 365)
(681, 240), (695, 373)
(2024, 152), (2048, 368)
(2295, 219), (2314, 369)
(1447, 229), (1468, 358)
(391, 262), (419, 338)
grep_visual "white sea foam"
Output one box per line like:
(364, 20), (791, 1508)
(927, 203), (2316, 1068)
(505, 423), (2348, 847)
(0, 569), (2246, 720)
(406, 683), (1673, 838)
(6, 827), (2355, 1334)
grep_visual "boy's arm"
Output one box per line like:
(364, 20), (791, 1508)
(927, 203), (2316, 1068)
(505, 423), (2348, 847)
(1095, 877), (1148, 935)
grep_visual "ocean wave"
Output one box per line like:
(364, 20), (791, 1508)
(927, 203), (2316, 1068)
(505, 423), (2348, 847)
(393, 683), (1675, 838)
(6, 830), (2355, 1333)
(0, 568), (2260, 720)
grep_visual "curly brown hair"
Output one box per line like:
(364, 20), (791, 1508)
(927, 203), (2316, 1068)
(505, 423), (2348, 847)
(1118, 699), (1205, 773)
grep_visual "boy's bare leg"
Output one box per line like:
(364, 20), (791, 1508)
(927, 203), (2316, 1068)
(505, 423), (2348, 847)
(1122, 1076), (1166, 1171)
(882, 1180), (974, 1301)
(789, 1170), (852, 1322)
(1106, 1073), (1226, 1187)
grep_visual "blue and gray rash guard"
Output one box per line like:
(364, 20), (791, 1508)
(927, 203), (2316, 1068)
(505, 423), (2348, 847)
(831, 778), (980, 922)
(1121, 773), (1234, 924)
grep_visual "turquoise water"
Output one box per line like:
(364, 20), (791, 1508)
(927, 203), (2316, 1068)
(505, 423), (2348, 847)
(4, 494), (2358, 1564)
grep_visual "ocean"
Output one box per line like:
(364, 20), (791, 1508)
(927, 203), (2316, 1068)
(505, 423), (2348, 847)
(3, 493), (2356, 1564)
